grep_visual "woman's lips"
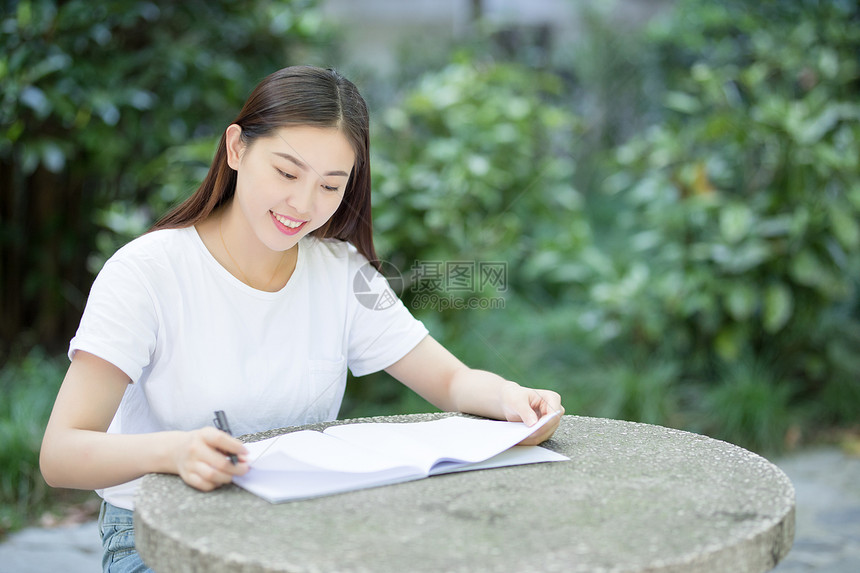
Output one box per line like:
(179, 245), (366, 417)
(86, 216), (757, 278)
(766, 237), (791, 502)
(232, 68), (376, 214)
(270, 211), (307, 235)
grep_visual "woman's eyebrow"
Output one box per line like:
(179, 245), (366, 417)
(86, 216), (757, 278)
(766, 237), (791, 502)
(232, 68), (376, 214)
(271, 151), (350, 178)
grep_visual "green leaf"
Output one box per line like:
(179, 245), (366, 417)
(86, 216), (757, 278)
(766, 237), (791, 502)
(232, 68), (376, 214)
(757, 215), (793, 237)
(16, 1), (32, 28)
(665, 91), (701, 114)
(819, 48), (839, 80)
(715, 326), (741, 361)
(828, 200), (860, 250)
(788, 250), (849, 299)
(19, 85), (51, 118)
(789, 249), (828, 288)
(41, 142), (65, 173)
(713, 240), (771, 273)
(847, 183), (860, 210)
(725, 282), (757, 321)
(720, 203), (754, 243)
(763, 283), (793, 333)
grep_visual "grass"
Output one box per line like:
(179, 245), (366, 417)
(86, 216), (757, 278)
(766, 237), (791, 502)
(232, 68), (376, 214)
(697, 357), (799, 455)
(0, 348), (98, 538)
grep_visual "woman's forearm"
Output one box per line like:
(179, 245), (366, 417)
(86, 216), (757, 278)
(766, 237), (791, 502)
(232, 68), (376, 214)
(448, 367), (519, 419)
(40, 428), (182, 490)
(386, 336), (562, 429)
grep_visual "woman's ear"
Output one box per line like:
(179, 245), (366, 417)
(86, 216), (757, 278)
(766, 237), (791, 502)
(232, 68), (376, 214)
(225, 124), (244, 170)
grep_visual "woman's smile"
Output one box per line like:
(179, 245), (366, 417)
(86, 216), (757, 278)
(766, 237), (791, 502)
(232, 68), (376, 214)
(271, 211), (307, 235)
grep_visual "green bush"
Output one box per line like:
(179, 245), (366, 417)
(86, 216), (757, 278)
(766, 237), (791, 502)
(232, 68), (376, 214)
(578, 0), (860, 444)
(348, 3), (860, 451)
(0, 0), (328, 354)
(340, 57), (592, 416)
(371, 56), (590, 304)
(0, 349), (66, 535)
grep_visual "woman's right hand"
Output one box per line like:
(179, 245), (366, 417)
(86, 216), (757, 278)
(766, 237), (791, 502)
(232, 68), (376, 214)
(173, 427), (250, 491)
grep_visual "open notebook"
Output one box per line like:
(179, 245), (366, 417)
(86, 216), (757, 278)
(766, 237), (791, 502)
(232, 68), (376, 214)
(233, 414), (568, 503)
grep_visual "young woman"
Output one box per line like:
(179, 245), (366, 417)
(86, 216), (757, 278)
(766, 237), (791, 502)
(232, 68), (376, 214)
(40, 65), (563, 572)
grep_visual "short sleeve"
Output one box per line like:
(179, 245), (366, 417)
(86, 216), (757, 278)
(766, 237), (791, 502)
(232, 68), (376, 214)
(345, 258), (428, 377)
(69, 258), (159, 383)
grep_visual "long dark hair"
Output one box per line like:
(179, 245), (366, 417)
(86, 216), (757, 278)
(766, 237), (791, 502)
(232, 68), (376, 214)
(152, 66), (377, 265)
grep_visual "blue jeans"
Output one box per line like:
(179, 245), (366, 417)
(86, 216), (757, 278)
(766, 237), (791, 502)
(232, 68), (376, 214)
(98, 500), (153, 573)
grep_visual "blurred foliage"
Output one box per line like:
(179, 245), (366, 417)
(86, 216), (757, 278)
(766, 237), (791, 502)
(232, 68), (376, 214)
(344, 55), (591, 415)
(371, 56), (589, 300)
(353, 0), (860, 453)
(579, 0), (860, 449)
(701, 356), (798, 453)
(0, 0), (329, 355)
(351, 0), (860, 454)
(0, 349), (65, 536)
(2, 0), (326, 179)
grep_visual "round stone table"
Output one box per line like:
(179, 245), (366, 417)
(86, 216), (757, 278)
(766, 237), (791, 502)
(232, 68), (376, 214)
(135, 414), (795, 572)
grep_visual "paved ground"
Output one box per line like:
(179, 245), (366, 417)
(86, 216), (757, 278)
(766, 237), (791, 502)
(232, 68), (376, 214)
(771, 447), (860, 573)
(1, 446), (857, 573)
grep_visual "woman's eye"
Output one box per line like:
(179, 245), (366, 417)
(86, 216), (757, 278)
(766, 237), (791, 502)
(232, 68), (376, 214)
(276, 169), (296, 180)
(322, 184), (340, 192)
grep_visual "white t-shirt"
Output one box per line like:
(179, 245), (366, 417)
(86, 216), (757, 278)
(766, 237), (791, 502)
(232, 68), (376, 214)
(69, 227), (428, 509)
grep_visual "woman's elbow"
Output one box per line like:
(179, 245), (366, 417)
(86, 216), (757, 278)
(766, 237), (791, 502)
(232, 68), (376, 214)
(40, 444), (59, 487)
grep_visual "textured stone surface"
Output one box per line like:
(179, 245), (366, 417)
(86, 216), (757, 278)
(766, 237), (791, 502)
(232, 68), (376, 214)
(135, 414), (795, 573)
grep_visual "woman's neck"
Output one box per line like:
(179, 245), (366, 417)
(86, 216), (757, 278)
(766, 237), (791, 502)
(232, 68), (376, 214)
(197, 206), (298, 291)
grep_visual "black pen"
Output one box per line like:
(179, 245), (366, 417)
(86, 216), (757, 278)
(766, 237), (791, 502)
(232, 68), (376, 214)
(213, 410), (239, 465)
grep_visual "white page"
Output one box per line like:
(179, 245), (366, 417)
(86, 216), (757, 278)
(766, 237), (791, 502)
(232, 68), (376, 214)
(321, 423), (447, 473)
(323, 414), (559, 474)
(244, 429), (420, 474)
(234, 465), (421, 503)
(235, 446), (568, 503)
(429, 445), (569, 475)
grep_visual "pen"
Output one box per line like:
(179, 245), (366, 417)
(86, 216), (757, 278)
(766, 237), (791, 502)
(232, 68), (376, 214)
(213, 410), (239, 465)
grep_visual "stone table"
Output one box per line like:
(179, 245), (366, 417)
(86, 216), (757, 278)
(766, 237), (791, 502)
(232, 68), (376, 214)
(135, 414), (795, 572)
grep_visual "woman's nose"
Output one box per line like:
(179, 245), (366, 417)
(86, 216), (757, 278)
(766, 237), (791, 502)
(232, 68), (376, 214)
(284, 180), (315, 216)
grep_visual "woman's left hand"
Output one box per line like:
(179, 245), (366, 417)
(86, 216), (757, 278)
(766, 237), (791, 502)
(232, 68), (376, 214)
(500, 384), (564, 446)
